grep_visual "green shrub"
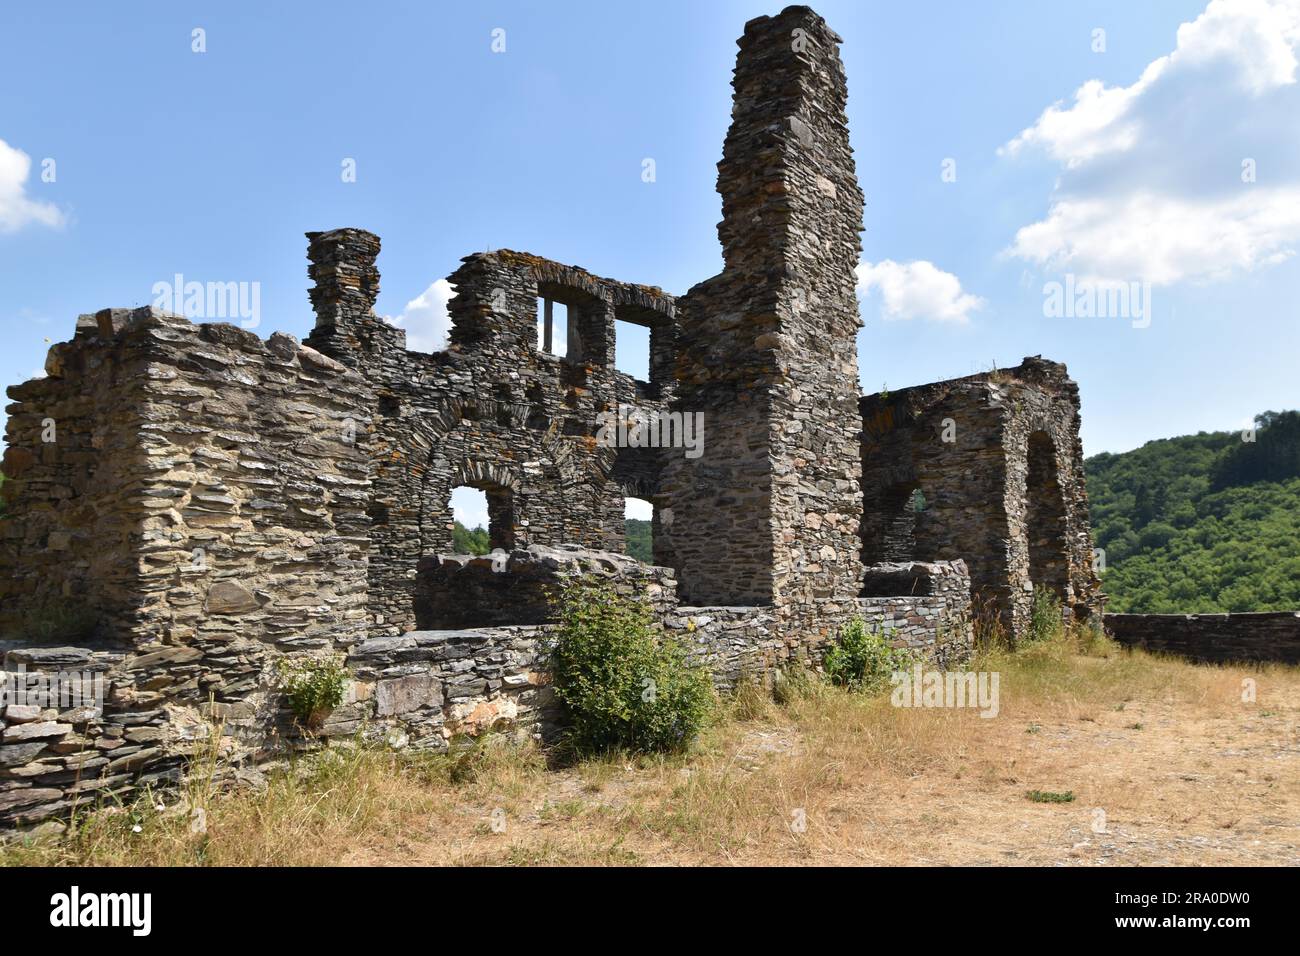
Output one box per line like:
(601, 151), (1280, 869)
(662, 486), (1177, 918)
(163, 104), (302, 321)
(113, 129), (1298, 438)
(822, 617), (917, 692)
(547, 578), (714, 754)
(277, 655), (348, 726)
(1025, 789), (1075, 803)
(1027, 586), (1064, 644)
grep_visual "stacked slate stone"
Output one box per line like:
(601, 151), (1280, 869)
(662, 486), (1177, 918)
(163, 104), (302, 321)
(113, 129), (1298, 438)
(1105, 612), (1300, 665)
(303, 231), (679, 637)
(0, 305), (372, 827)
(303, 229), (403, 367)
(859, 356), (1104, 640)
(663, 6), (866, 626)
(414, 544), (678, 629)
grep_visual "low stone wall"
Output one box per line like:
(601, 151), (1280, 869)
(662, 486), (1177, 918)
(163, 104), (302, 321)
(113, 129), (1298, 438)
(1106, 612), (1300, 665)
(346, 626), (552, 749)
(1, 546), (973, 830)
(414, 546), (678, 629)
(1, 643), (187, 828)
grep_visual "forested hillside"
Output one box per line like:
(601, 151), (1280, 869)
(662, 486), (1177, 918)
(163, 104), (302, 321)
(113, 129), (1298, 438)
(625, 518), (652, 563)
(451, 521), (489, 555)
(1085, 411), (1300, 613)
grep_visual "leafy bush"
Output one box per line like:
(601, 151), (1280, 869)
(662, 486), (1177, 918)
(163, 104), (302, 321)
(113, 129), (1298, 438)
(547, 578), (714, 754)
(1027, 587), (1063, 644)
(822, 617), (916, 692)
(1025, 789), (1075, 803)
(277, 655), (348, 726)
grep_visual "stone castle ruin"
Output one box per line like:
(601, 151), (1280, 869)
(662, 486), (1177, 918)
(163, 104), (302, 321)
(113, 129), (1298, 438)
(0, 7), (1102, 826)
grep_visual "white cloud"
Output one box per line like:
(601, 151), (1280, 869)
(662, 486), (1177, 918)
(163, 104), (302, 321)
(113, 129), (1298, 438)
(625, 497), (652, 520)
(0, 138), (64, 233)
(1002, 0), (1300, 285)
(384, 278), (454, 353)
(1009, 190), (1300, 285)
(855, 259), (985, 323)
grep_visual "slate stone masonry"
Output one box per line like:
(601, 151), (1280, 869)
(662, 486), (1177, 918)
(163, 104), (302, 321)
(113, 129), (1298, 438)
(860, 357), (1105, 639)
(1106, 612), (1300, 665)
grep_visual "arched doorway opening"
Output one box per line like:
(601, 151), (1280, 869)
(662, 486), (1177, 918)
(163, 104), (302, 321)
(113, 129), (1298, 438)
(1025, 430), (1069, 600)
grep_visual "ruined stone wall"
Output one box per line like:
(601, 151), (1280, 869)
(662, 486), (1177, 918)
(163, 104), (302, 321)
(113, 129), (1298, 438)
(303, 231), (678, 635)
(860, 357), (1103, 640)
(1106, 612), (1300, 665)
(1, 307), (372, 657)
(664, 7), (865, 610)
(0, 311), (155, 640)
(413, 545), (678, 630)
(0, 306), (373, 826)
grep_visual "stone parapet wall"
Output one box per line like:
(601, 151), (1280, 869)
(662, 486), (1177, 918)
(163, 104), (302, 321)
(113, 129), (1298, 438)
(345, 553), (973, 747)
(414, 545), (678, 629)
(1106, 612), (1300, 665)
(346, 625), (552, 749)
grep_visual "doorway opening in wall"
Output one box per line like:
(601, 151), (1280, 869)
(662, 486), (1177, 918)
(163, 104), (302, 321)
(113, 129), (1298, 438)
(863, 480), (923, 564)
(1025, 431), (1069, 600)
(536, 298), (569, 357)
(449, 485), (515, 554)
(625, 496), (653, 563)
(613, 318), (650, 382)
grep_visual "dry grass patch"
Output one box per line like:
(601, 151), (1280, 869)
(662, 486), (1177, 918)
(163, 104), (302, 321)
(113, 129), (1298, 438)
(4, 633), (1297, 867)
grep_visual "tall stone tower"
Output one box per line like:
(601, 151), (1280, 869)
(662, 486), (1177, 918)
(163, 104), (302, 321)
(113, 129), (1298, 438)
(663, 6), (865, 610)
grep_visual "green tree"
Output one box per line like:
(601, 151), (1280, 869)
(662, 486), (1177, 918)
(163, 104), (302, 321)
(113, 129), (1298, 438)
(451, 521), (489, 555)
(624, 518), (652, 563)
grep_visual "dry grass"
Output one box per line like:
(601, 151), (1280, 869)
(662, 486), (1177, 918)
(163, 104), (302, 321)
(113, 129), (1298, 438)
(4, 632), (1298, 867)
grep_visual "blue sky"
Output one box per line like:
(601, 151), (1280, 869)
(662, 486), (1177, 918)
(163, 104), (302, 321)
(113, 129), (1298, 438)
(3, 1), (1298, 528)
